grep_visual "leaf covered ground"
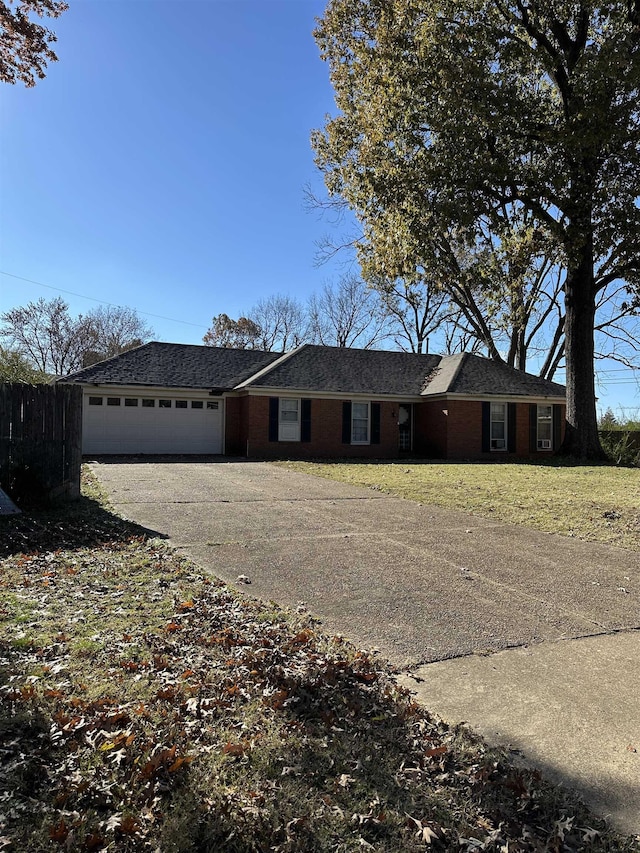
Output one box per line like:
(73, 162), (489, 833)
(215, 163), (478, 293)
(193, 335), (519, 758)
(278, 461), (640, 551)
(0, 470), (638, 852)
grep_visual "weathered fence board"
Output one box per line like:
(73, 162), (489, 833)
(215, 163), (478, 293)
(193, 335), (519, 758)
(0, 385), (9, 480)
(0, 383), (82, 505)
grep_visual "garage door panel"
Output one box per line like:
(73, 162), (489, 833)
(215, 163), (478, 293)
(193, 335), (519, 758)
(83, 395), (223, 454)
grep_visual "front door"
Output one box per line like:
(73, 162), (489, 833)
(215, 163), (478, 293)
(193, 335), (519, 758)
(398, 404), (412, 452)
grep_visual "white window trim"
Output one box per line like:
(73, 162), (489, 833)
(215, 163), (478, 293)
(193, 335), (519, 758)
(278, 397), (300, 442)
(351, 401), (370, 445)
(537, 404), (553, 451)
(490, 403), (507, 452)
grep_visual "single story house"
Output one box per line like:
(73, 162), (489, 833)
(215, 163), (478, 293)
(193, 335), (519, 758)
(61, 341), (566, 460)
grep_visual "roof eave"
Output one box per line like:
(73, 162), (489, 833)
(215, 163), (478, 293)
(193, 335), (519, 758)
(421, 391), (566, 401)
(240, 386), (423, 400)
(77, 380), (231, 393)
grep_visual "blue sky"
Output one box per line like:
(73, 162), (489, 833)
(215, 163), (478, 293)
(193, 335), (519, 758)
(0, 0), (637, 415)
(0, 0), (343, 334)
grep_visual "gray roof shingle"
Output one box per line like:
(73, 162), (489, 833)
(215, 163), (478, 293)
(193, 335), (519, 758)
(435, 353), (566, 398)
(63, 342), (281, 390)
(419, 353), (465, 395)
(243, 345), (443, 395)
(244, 346), (565, 398)
(62, 341), (566, 399)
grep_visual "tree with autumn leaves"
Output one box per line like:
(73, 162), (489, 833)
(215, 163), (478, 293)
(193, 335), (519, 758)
(313, 0), (640, 460)
(0, 0), (67, 87)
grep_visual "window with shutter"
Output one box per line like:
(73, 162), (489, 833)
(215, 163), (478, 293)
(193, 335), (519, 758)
(351, 402), (370, 444)
(490, 403), (507, 450)
(537, 405), (553, 450)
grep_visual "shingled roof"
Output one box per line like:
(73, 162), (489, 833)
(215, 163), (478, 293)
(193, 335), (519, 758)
(63, 342), (281, 390)
(421, 353), (566, 398)
(62, 341), (566, 399)
(451, 353), (564, 396)
(240, 345), (442, 395)
(242, 345), (565, 398)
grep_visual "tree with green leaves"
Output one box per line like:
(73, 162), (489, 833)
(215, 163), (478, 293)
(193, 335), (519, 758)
(0, 0), (68, 87)
(0, 346), (48, 382)
(598, 407), (618, 428)
(314, 0), (640, 459)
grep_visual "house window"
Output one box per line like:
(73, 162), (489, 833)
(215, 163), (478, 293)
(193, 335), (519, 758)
(490, 403), (507, 450)
(107, 397), (121, 406)
(175, 400), (187, 409)
(159, 399), (171, 408)
(125, 398), (138, 407)
(352, 402), (370, 444)
(537, 405), (553, 450)
(88, 396), (102, 406)
(207, 401), (219, 410)
(142, 399), (155, 408)
(279, 398), (300, 442)
(191, 401), (203, 409)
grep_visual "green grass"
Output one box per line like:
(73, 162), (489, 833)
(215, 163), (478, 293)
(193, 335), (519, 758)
(277, 460), (640, 550)
(0, 467), (638, 851)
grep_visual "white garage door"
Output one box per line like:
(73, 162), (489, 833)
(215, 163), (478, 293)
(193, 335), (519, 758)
(82, 393), (223, 455)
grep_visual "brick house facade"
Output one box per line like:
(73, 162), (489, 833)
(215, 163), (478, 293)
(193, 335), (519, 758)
(63, 342), (567, 460)
(224, 395), (565, 461)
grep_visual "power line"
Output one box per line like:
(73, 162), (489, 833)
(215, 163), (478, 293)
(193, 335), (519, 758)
(0, 270), (209, 332)
(2, 269), (640, 375)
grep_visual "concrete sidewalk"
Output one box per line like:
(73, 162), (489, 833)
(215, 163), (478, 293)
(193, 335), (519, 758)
(400, 633), (640, 835)
(91, 459), (640, 835)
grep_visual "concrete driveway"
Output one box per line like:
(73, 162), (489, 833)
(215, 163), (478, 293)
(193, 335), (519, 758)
(91, 458), (640, 835)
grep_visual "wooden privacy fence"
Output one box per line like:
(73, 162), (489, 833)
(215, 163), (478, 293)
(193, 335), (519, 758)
(0, 383), (82, 504)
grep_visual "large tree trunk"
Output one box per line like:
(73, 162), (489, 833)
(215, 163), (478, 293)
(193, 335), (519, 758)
(559, 239), (606, 461)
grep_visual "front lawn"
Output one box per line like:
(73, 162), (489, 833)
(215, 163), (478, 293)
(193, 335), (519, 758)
(0, 469), (637, 851)
(277, 461), (639, 550)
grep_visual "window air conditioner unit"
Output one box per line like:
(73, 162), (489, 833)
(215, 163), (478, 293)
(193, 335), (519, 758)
(538, 439), (552, 449)
(491, 439), (506, 449)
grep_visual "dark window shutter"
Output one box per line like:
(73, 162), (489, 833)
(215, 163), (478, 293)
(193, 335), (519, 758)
(529, 404), (538, 453)
(553, 404), (563, 450)
(268, 397), (279, 442)
(301, 398), (311, 443)
(481, 402), (491, 453)
(507, 403), (517, 453)
(342, 401), (352, 444)
(371, 403), (381, 444)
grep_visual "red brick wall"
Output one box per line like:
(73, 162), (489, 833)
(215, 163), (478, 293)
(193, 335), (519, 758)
(226, 394), (566, 461)
(439, 400), (566, 460)
(224, 396), (242, 456)
(444, 400), (484, 458)
(242, 395), (400, 459)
